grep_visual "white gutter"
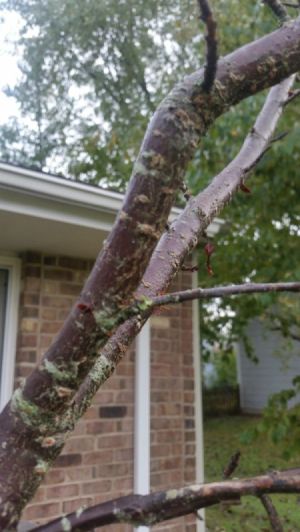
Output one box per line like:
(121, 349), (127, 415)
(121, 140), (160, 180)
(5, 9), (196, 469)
(134, 321), (151, 532)
(0, 162), (182, 221)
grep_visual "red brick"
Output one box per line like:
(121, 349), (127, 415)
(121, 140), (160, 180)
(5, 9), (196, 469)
(44, 268), (73, 281)
(62, 497), (93, 514)
(82, 450), (114, 465)
(44, 469), (65, 485)
(82, 479), (112, 495)
(59, 282), (82, 296)
(64, 436), (95, 454)
(24, 502), (61, 520)
(46, 483), (79, 500)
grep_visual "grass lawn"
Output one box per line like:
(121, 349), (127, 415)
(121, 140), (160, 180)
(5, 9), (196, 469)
(204, 415), (300, 531)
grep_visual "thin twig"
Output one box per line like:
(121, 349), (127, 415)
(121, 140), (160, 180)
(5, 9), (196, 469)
(197, 0), (218, 92)
(263, 0), (289, 22)
(32, 468), (300, 531)
(148, 282), (300, 308)
(223, 451), (241, 479)
(282, 1), (300, 7)
(259, 494), (284, 532)
(284, 87), (300, 105)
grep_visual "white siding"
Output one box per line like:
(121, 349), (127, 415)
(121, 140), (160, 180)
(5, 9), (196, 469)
(238, 319), (300, 413)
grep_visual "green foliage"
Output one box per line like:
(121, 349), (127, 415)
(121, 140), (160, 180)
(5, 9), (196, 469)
(0, 0), (203, 186)
(203, 348), (237, 388)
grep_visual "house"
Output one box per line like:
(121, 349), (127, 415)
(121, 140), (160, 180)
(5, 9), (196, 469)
(238, 318), (300, 413)
(0, 162), (219, 531)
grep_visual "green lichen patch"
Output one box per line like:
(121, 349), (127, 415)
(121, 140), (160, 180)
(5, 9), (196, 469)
(11, 389), (49, 430)
(134, 295), (153, 313)
(34, 458), (49, 476)
(93, 309), (119, 334)
(43, 359), (78, 384)
(88, 354), (116, 385)
(61, 516), (72, 531)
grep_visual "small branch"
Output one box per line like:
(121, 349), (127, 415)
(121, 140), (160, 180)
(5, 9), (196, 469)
(282, 1), (300, 7)
(197, 0), (218, 92)
(284, 87), (300, 105)
(149, 282), (300, 308)
(259, 494), (284, 532)
(32, 468), (300, 531)
(263, 0), (289, 22)
(223, 450), (241, 479)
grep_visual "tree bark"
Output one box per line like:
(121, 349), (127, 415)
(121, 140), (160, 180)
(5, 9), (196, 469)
(32, 468), (300, 531)
(0, 17), (300, 530)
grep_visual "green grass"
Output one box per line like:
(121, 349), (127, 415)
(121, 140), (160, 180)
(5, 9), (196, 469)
(204, 415), (300, 531)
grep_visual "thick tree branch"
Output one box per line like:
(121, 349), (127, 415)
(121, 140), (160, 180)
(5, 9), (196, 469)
(259, 494), (284, 532)
(33, 469), (300, 531)
(72, 75), (296, 424)
(197, 0), (218, 92)
(1, 18), (300, 529)
(147, 281), (300, 307)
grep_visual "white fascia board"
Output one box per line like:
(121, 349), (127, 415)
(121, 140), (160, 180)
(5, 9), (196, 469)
(0, 163), (182, 222)
(0, 163), (124, 215)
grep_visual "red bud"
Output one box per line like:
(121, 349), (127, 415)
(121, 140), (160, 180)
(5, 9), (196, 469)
(240, 182), (251, 194)
(204, 243), (215, 275)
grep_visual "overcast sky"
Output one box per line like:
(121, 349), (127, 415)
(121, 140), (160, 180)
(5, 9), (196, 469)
(0, 11), (22, 123)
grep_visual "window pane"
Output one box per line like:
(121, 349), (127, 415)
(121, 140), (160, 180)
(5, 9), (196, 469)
(0, 269), (8, 379)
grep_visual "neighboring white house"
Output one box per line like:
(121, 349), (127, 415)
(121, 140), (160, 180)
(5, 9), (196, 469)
(238, 318), (300, 413)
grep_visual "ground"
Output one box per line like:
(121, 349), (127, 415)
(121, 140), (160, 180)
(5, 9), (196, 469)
(204, 416), (300, 531)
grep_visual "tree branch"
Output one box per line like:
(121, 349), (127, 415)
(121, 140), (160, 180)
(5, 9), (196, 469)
(71, 76), (296, 430)
(32, 468), (300, 531)
(197, 0), (218, 92)
(223, 450), (241, 479)
(263, 0), (289, 22)
(147, 281), (300, 307)
(259, 494), (284, 532)
(1, 17), (300, 528)
(282, 1), (300, 8)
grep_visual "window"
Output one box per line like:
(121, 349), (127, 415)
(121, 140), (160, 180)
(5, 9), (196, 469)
(0, 257), (21, 411)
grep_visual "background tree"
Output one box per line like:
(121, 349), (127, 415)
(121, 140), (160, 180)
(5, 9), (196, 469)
(0, 0), (273, 185)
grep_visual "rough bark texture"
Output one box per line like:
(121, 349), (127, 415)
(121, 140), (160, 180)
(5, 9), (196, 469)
(73, 76), (295, 421)
(0, 17), (300, 530)
(32, 469), (300, 531)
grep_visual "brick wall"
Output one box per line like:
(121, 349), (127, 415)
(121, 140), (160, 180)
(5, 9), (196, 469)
(16, 252), (196, 531)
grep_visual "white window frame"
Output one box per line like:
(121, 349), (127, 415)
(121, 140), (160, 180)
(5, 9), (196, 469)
(0, 256), (21, 411)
